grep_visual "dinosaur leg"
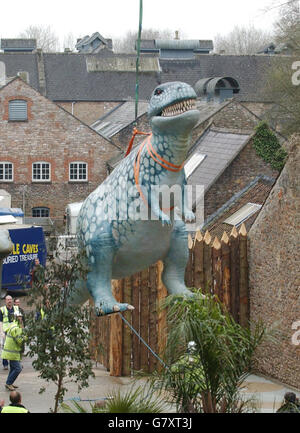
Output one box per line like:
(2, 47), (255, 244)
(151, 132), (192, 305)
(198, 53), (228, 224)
(86, 226), (134, 316)
(162, 220), (193, 296)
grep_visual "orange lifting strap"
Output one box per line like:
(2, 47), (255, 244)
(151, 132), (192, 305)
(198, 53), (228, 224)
(133, 135), (184, 212)
(125, 127), (151, 157)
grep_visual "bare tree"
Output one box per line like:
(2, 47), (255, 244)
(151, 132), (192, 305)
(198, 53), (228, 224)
(263, 1), (300, 135)
(274, 0), (300, 53)
(214, 25), (274, 55)
(19, 25), (60, 52)
(62, 32), (76, 52)
(113, 28), (175, 53)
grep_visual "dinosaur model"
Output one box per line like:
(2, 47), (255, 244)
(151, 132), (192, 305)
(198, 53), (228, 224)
(74, 81), (200, 315)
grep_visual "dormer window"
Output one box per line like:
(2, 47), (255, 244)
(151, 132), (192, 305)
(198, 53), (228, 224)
(9, 99), (28, 121)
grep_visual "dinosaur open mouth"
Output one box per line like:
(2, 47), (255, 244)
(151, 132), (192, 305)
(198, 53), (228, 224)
(161, 98), (197, 117)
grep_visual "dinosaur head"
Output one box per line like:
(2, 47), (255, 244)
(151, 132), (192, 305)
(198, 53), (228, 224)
(148, 82), (199, 135)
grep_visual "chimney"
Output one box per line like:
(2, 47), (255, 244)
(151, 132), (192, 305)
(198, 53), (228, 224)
(0, 61), (6, 87)
(174, 31), (180, 40)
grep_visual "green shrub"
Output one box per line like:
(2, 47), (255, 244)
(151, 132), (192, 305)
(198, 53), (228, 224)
(252, 122), (287, 171)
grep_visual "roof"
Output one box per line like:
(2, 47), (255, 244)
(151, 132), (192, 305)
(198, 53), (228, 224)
(0, 51), (291, 102)
(139, 39), (214, 52)
(201, 176), (275, 238)
(0, 39), (37, 52)
(187, 128), (252, 194)
(75, 32), (112, 52)
(91, 100), (149, 138)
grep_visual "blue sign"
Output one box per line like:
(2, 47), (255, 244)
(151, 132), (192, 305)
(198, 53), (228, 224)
(2, 226), (47, 290)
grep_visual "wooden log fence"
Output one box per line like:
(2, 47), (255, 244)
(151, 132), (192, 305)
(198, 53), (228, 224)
(90, 224), (249, 376)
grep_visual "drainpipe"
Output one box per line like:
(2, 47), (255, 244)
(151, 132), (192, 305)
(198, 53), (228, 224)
(71, 101), (76, 115)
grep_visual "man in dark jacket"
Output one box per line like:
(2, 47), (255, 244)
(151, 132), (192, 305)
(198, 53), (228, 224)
(277, 392), (300, 413)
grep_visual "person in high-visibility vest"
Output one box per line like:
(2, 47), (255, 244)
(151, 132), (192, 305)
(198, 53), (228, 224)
(1, 312), (25, 391)
(0, 295), (20, 370)
(1, 391), (29, 413)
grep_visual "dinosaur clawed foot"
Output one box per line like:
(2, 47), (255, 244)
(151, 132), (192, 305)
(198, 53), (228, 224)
(95, 301), (135, 316)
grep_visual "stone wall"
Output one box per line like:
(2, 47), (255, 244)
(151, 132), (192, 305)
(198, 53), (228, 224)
(248, 135), (300, 389)
(0, 78), (120, 231)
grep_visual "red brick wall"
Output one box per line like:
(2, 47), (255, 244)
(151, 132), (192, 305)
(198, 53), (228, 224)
(0, 78), (120, 231)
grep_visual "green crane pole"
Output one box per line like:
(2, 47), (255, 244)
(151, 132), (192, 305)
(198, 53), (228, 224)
(135, 0), (143, 123)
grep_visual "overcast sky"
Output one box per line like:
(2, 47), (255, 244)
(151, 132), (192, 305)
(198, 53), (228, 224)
(0, 0), (286, 44)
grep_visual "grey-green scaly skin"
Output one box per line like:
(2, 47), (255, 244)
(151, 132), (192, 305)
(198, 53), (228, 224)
(74, 82), (200, 315)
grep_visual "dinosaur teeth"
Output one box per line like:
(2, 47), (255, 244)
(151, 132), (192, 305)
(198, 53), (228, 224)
(161, 99), (196, 117)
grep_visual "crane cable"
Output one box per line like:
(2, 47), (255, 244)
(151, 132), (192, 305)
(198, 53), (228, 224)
(125, 0), (151, 157)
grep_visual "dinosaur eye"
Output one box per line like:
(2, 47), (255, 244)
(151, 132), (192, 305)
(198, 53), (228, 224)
(154, 88), (163, 96)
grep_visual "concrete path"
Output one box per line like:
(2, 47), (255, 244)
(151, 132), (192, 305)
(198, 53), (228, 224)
(0, 356), (298, 413)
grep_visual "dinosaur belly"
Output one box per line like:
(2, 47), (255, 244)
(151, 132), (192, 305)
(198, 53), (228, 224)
(111, 220), (172, 279)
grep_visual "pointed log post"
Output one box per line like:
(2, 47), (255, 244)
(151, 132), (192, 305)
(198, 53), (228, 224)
(157, 260), (168, 372)
(110, 279), (123, 376)
(221, 231), (231, 312)
(140, 268), (150, 372)
(203, 231), (212, 293)
(193, 230), (204, 293)
(212, 236), (222, 300)
(229, 226), (240, 323)
(149, 264), (158, 373)
(122, 276), (132, 376)
(105, 315), (111, 371)
(185, 234), (194, 288)
(131, 272), (141, 371)
(239, 223), (249, 327)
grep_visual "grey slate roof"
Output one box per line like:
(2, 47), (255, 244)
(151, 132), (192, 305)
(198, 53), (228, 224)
(91, 100), (149, 137)
(0, 39), (37, 51)
(0, 51), (290, 102)
(187, 128), (251, 193)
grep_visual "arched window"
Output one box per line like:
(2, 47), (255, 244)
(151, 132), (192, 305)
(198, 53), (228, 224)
(0, 162), (13, 181)
(69, 162), (88, 181)
(32, 162), (51, 182)
(32, 207), (50, 218)
(8, 99), (28, 121)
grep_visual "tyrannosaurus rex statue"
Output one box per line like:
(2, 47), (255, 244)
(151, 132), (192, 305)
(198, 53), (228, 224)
(74, 81), (200, 315)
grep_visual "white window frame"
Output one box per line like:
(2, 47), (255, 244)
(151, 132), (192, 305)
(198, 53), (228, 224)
(184, 153), (206, 179)
(32, 162), (51, 182)
(8, 99), (28, 121)
(0, 162), (13, 182)
(32, 207), (50, 218)
(69, 161), (88, 182)
(224, 202), (262, 227)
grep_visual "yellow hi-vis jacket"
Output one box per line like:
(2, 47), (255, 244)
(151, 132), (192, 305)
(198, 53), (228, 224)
(1, 405), (28, 413)
(1, 322), (23, 361)
(0, 306), (20, 333)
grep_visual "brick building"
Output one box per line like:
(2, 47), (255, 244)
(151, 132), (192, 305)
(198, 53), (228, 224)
(0, 77), (121, 232)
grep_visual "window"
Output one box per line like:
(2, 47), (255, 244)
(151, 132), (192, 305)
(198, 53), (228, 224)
(0, 162), (13, 181)
(32, 207), (50, 218)
(184, 153), (206, 178)
(32, 162), (51, 182)
(224, 203), (262, 227)
(9, 99), (28, 121)
(69, 162), (88, 181)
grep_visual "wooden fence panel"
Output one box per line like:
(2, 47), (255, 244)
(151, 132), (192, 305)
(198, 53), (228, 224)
(93, 228), (248, 376)
(149, 264), (158, 372)
(122, 277), (132, 376)
(140, 268), (150, 372)
(193, 231), (204, 291)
